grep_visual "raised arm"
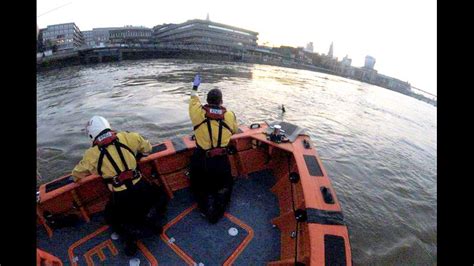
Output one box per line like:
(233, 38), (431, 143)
(189, 74), (205, 126)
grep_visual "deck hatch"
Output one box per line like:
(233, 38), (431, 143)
(45, 176), (74, 193)
(171, 137), (187, 153)
(306, 208), (344, 225)
(151, 143), (167, 154)
(303, 155), (323, 176)
(324, 234), (347, 266)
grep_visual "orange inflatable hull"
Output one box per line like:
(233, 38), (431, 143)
(37, 122), (352, 265)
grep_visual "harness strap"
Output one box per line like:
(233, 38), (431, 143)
(221, 121), (233, 134)
(193, 119), (208, 131)
(194, 118), (233, 149)
(116, 142), (136, 158)
(102, 170), (141, 186)
(95, 136), (139, 191)
(97, 140), (136, 177)
(206, 119), (214, 149)
(99, 146), (122, 176)
(114, 141), (129, 171)
(217, 120), (223, 148)
(97, 151), (105, 177)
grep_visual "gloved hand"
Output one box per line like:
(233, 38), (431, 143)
(69, 175), (78, 183)
(136, 152), (149, 160)
(192, 74), (201, 90)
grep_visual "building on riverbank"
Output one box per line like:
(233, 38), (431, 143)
(37, 28), (45, 52)
(92, 27), (120, 46)
(364, 55), (376, 69)
(82, 27), (121, 47)
(37, 19), (425, 104)
(40, 23), (85, 51)
(152, 19), (258, 52)
(109, 26), (153, 47)
(341, 55), (352, 67)
(328, 42), (334, 58)
(82, 30), (94, 47)
(271, 46), (312, 63)
(305, 42), (314, 53)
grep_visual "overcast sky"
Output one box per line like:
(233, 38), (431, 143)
(37, 0), (437, 95)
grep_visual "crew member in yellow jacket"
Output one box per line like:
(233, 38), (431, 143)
(189, 74), (238, 223)
(72, 116), (168, 256)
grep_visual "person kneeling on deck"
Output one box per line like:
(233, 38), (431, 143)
(71, 116), (168, 256)
(189, 74), (238, 224)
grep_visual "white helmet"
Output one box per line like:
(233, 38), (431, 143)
(85, 116), (111, 140)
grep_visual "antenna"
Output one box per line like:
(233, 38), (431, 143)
(37, 2), (72, 17)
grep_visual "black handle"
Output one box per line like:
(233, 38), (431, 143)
(321, 186), (335, 204)
(250, 123), (261, 129)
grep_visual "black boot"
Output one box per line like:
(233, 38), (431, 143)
(121, 227), (138, 257)
(124, 239), (138, 257)
(145, 219), (163, 235)
(144, 207), (164, 235)
(206, 195), (220, 224)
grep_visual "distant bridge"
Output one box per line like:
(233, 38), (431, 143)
(411, 86), (437, 100)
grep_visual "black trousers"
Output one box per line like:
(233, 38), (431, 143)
(190, 148), (234, 223)
(104, 178), (168, 241)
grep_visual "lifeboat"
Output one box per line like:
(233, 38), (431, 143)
(37, 121), (352, 265)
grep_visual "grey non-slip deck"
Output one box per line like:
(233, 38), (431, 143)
(37, 170), (281, 265)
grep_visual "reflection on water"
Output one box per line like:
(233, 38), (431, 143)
(37, 59), (436, 265)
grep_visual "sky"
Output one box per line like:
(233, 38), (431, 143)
(37, 0), (437, 95)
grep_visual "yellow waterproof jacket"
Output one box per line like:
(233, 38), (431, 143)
(189, 95), (238, 150)
(72, 131), (152, 192)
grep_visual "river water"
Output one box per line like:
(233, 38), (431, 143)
(37, 59), (437, 265)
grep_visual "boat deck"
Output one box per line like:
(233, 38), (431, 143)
(37, 170), (281, 265)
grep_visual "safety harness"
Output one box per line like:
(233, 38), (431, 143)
(94, 131), (140, 191)
(193, 105), (233, 157)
